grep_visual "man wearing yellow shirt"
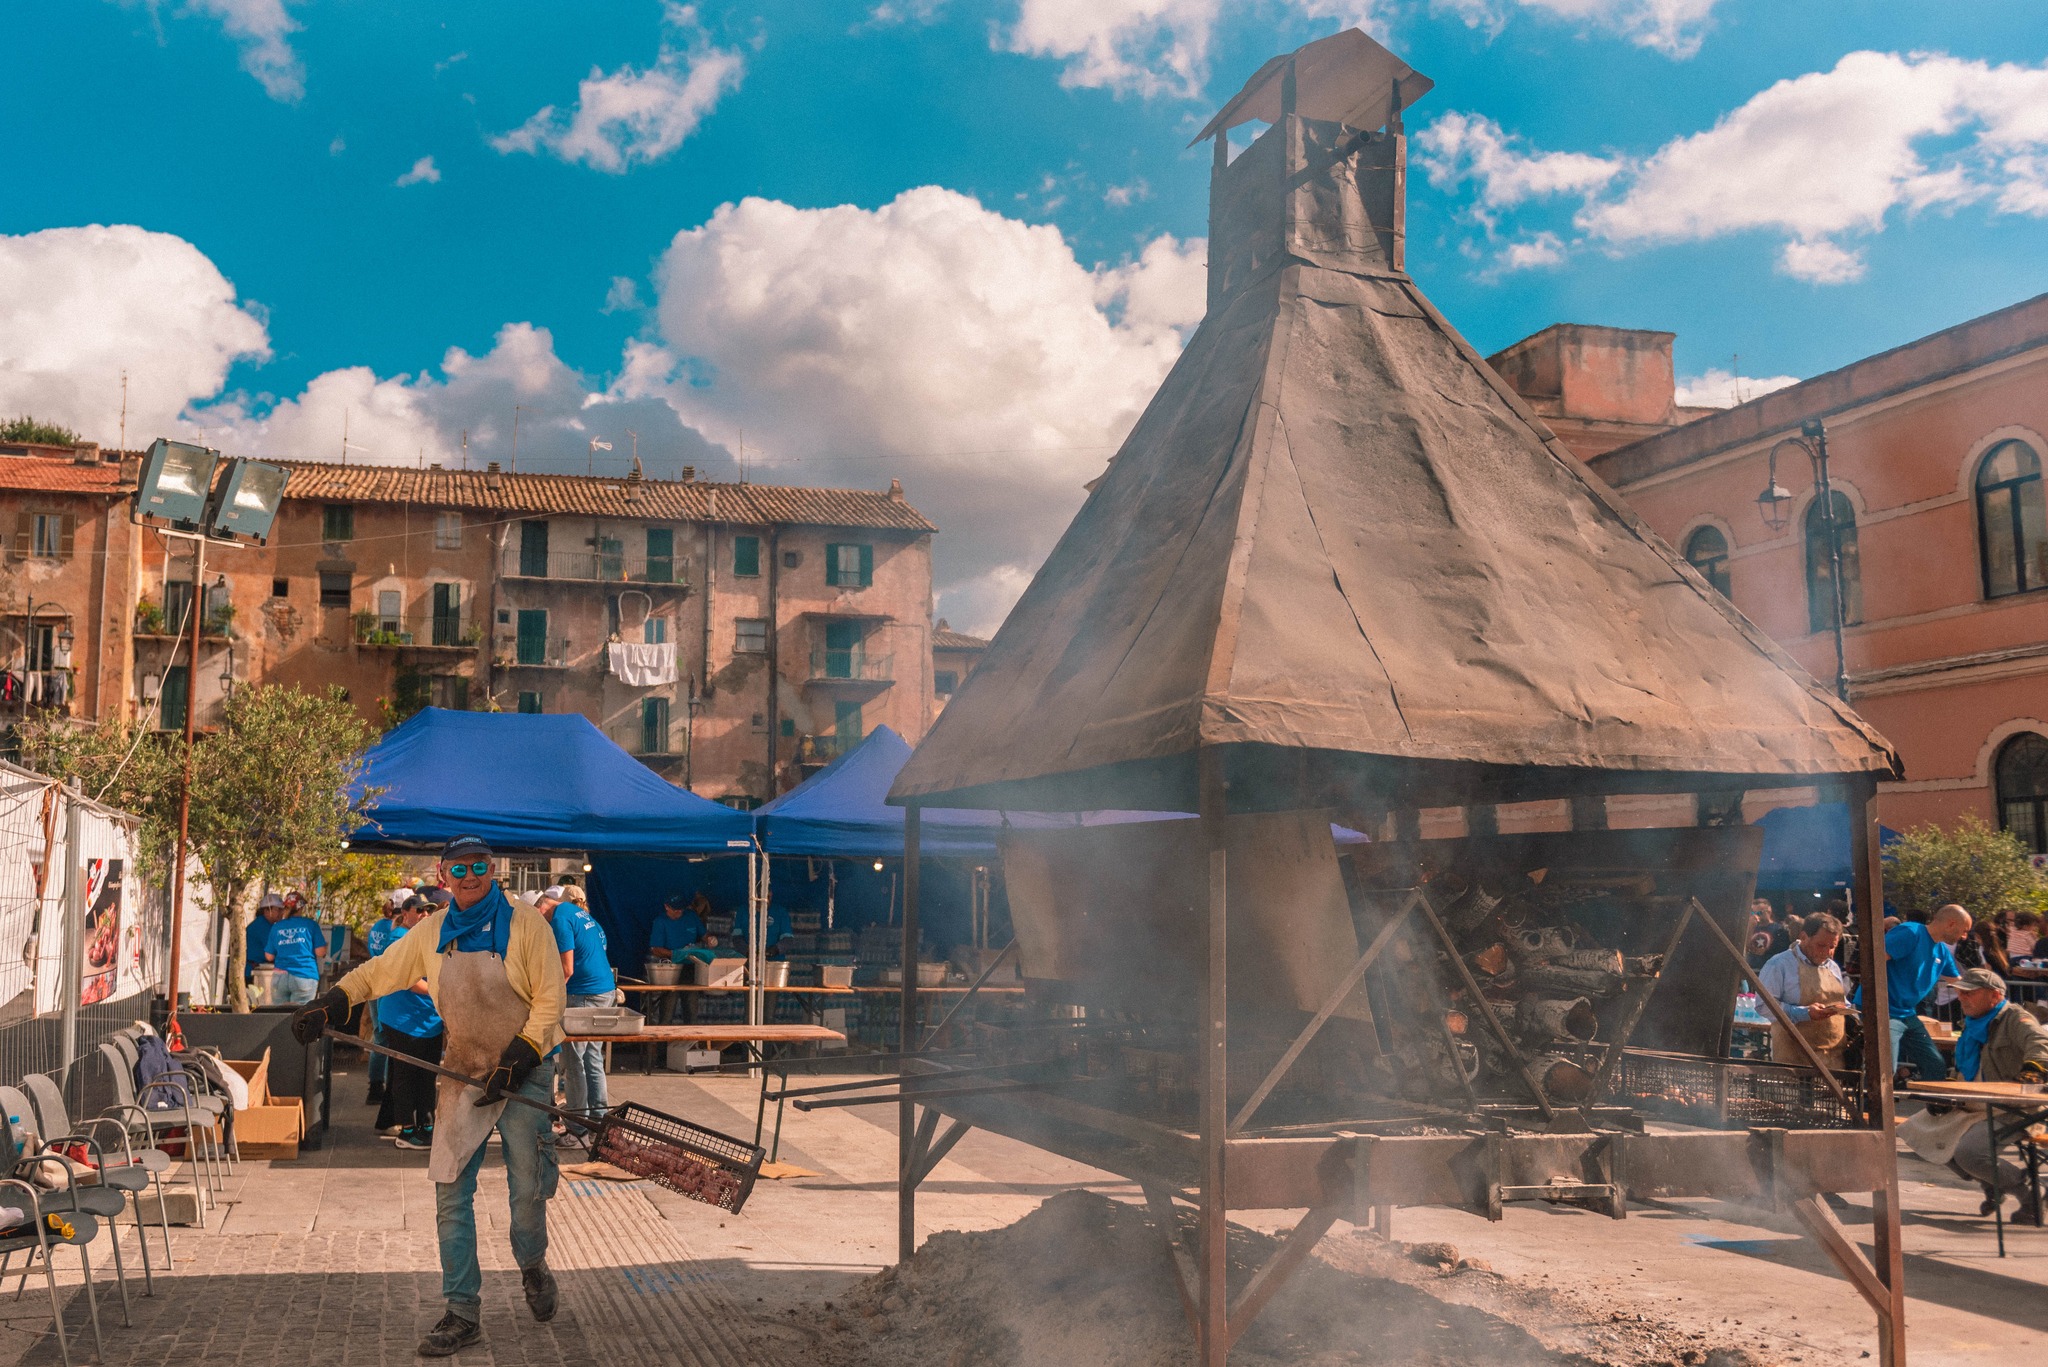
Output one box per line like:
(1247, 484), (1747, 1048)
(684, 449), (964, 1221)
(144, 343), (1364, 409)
(291, 835), (566, 1357)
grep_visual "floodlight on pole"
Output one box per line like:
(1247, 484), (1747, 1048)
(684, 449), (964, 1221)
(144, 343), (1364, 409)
(132, 436), (292, 1035)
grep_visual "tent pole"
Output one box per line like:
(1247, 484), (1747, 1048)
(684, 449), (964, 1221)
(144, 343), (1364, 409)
(748, 849), (763, 1029)
(1198, 749), (1229, 1366)
(898, 804), (922, 1264)
(1849, 776), (1906, 1365)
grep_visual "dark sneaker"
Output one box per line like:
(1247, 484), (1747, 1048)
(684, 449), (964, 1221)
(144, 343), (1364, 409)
(394, 1129), (432, 1151)
(366, 1087), (386, 1106)
(417, 1312), (481, 1357)
(522, 1263), (558, 1322)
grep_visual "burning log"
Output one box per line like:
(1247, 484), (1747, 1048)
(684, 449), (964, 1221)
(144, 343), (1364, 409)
(1532, 1056), (1596, 1105)
(1515, 995), (1598, 1045)
(1517, 963), (1625, 998)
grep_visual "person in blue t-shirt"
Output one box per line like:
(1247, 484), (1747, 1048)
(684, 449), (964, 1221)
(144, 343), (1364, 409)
(1856, 904), (1970, 1080)
(264, 903), (328, 1004)
(372, 895), (447, 1150)
(363, 889), (413, 1106)
(540, 886), (616, 1126)
(245, 895), (280, 986)
(646, 894), (707, 1025)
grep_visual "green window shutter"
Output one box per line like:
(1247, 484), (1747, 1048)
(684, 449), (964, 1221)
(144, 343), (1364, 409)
(516, 609), (548, 665)
(518, 691), (543, 714)
(323, 505), (354, 541)
(824, 542), (842, 585)
(734, 535), (760, 577)
(58, 514), (76, 561)
(858, 543), (873, 587)
(646, 527), (674, 583)
(519, 521), (550, 576)
(160, 666), (189, 732)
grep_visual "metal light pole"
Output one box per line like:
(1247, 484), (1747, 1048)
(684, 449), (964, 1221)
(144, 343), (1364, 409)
(1757, 418), (1852, 702)
(166, 534), (206, 1029)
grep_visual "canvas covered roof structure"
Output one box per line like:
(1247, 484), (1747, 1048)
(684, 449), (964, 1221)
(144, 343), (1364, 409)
(893, 30), (1899, 816)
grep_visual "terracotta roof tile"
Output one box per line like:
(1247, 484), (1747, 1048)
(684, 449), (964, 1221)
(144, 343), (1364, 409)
(271, 460), (937, 533)
(0, 455), (131, 495)
(933, 627), (989, 650)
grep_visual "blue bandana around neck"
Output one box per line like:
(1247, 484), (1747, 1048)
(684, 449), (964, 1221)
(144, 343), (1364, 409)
(1956, 1004), (2001, 1082)
(438, 882), (514, 958)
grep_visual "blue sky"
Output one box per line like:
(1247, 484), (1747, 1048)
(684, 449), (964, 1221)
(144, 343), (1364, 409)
(5, 1), (2047, 629)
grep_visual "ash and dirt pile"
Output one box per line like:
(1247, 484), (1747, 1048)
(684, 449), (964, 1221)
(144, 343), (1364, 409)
(801, 1192), (1786, 1366)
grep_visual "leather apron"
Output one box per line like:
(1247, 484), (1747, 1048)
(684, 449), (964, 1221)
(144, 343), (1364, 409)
(1770, 952), (1849, 1070)
(428, 942), (535, 1185)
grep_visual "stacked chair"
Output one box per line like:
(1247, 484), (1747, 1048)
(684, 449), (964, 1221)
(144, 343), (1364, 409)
(0, 1028), (243, 1366)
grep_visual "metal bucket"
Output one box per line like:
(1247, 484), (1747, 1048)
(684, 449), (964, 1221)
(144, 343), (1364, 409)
(251, 967), (279, 1006)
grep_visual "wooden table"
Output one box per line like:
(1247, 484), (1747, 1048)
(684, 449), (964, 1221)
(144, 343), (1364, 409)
(565, 1023), (846, 1074)
(1905, 1079), (2048, 1255)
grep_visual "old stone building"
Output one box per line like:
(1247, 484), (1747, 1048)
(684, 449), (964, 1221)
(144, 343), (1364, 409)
(1491, 294), (2048, 849)
(2, 445), (939, 807)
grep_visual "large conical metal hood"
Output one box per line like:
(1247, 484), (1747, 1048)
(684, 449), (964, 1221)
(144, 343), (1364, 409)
(893, 32), (1899, 815)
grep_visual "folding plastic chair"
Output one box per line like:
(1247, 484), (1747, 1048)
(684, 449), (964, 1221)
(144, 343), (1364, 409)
(98, 1042), (217, 1222)
(0, 1176), (98, 1367)
(108, 1037), (228, 1200)
(18, 1075), (166, 1293)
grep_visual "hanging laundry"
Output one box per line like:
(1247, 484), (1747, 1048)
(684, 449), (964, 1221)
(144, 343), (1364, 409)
(607, 641), (678, 687)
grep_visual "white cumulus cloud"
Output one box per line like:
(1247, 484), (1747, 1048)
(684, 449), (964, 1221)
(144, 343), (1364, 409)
(1425, 51), (2048, 286)
(492, 3), (744, 173)
(395, 156), (441, 187)
(0, 225), (270, 445)
(1437, 0), (1721, 59)
(1674, 369), (1801, 409)
(121, 0), (306, 101)
(628, 188), (1206, 631)
(1417, 111), (1620, 209)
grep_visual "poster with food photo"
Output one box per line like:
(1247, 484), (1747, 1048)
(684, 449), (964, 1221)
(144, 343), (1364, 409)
(80, 858), (123, 1006)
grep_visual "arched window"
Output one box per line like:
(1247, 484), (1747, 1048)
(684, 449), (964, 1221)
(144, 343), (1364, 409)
(1804, 491), (1862, 634)
(1976, 439), (2048, 598)
(1996, 732), (2048, 855)
(1683, 526), (1732, 596)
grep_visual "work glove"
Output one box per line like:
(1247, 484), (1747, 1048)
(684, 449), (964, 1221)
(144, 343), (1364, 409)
(476, 1035), (544, 1106)
(290, 988), (352, 1046)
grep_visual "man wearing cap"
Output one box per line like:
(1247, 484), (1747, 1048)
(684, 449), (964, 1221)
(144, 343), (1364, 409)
(645, 894), (706, 1025)
(245, 893), (283, 989)
(537, 886), (617, 1123)
(288, 836), (566, 1357)
(264, 893), (327, 1005)
(1943, 966), (2048, 1223)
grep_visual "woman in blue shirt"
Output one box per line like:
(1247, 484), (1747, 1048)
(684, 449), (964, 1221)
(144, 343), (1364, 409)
(539, 886), (617, 1126)
(264, 902), (328, 1004)
(374, 896), (447, 1151)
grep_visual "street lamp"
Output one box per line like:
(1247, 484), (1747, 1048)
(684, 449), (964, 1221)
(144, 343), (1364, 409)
(1756, 418), (1851, 703)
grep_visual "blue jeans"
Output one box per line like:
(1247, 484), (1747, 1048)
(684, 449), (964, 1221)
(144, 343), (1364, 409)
(435, 1068), (558, 1321)
(274, 974), (319, 1005)
(560, 989), (615, 1116)
(1889, 1014), (1948, 1080)
(368, 1021), (390, 1090)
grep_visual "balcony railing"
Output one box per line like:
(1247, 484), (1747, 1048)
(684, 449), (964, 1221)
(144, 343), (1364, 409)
(807, 650), (893, 683)
(796, 733), (846, 767)
(608, 724), (675, 757)
(504, 635), (575, 668)
(502, 548), (690, 586)
(353, 613), (482, 650)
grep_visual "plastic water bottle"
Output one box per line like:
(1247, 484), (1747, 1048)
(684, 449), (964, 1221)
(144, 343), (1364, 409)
(5, 1115), (18, 1162)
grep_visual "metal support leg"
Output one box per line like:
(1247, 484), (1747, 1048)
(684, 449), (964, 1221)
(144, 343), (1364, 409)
(1198, 749), (1229, 1367)
(1847, 776), (1907, 1367)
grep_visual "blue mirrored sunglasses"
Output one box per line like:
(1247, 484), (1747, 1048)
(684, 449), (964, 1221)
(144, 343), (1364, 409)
(444, 861), (491, 878)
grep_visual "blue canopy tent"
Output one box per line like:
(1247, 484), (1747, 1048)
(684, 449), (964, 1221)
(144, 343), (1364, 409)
(346, 708), (755, 853)
(1754, 802), (1901, 895)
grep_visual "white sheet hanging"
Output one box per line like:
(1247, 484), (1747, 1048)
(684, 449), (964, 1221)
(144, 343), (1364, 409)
(606, 642), (677, 687)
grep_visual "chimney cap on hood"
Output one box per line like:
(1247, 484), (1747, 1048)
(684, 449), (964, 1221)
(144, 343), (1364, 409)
(1190, 28), (1432, 146)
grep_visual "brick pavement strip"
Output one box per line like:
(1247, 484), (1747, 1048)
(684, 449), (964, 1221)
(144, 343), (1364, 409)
(0, 1155), (770, 1365)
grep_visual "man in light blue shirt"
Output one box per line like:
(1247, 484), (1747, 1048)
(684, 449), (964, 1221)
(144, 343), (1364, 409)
(540, 886), (617, 1126)
(1757, 913), (1851, 1070)
(264, 899), (327, 1004)
(1856, 904), (1969, 1080)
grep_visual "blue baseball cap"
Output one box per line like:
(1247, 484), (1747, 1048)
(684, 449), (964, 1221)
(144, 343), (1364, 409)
(441, 835), (493, 862)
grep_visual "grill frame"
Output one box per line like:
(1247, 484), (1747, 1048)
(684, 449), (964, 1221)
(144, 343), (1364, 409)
(594, 1101), (765, 1212)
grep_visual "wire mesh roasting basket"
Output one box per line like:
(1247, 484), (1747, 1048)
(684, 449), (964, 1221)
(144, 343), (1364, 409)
(1611, 1049), (1860, 1129)
(588, 1101), (766, 1212)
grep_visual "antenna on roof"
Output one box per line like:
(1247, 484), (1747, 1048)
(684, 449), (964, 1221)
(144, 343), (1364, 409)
(460, 429), (468, 471)
(118, 371), (128, 453)
(512, 405), (527, 473)
(588, 436), (612, 476)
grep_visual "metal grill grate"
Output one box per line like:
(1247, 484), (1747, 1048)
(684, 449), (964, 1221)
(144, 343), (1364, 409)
(1613, 1049), (1860, 1129)
(591, 1101), (765, 1212)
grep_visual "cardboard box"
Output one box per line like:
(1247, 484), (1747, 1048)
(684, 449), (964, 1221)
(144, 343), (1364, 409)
(223, 1049), (303, 1159)
(224, 1050), (274, 1106)
(235, 1097), (305, 1160)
